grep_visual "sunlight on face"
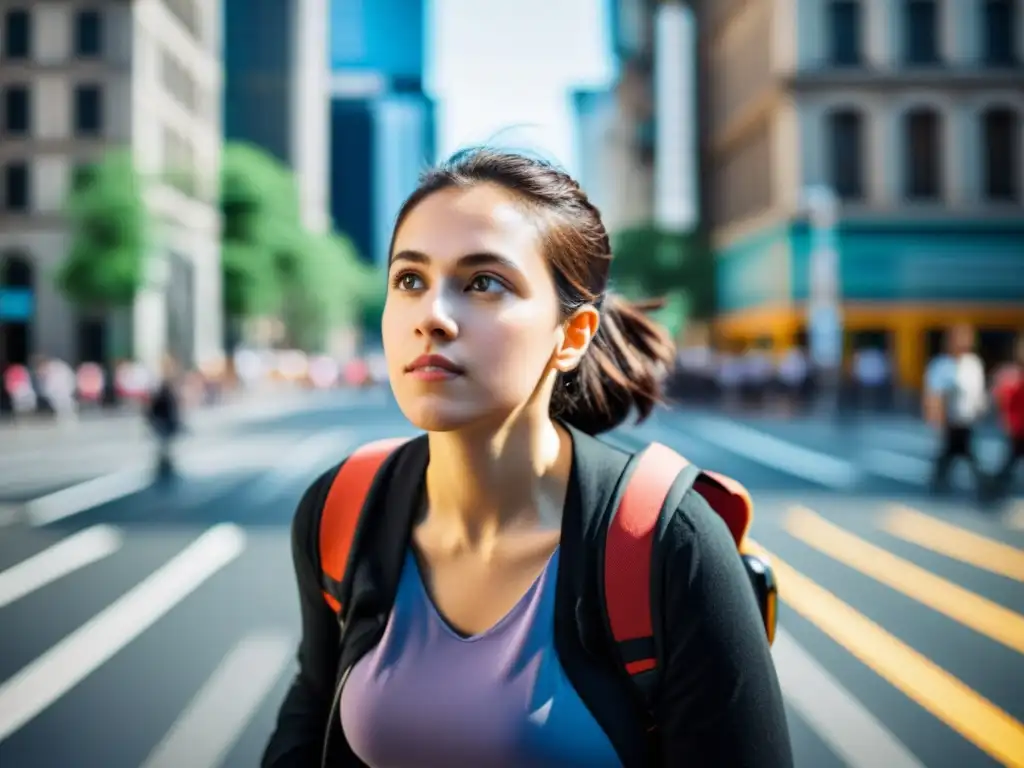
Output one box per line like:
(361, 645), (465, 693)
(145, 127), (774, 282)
(382, 184), (563, 432)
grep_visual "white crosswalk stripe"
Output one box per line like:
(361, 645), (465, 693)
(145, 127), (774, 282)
(0, 525), (123, 609)
(659, 410), (1020, 501)
(772, 629), (926, 768)
(140, 631), (294, 768)
(0, 524), (246, 741)
(1, 430), (352, 528)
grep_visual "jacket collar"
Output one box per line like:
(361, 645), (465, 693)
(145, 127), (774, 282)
(352, 423), (631, 619)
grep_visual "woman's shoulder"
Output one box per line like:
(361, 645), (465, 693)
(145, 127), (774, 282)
(290, 461), (347, 567)
(660, 482), (744, 568)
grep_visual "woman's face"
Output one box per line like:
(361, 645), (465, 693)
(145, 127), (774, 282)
(383, 183), (567, 432)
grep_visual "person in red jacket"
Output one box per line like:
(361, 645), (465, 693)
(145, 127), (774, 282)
(993, 334), (1024, 498)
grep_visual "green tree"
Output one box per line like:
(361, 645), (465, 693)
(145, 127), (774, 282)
(609, 224), (715, 339)
(220, 143), (300, 323)
(357, 272), (388, 345)
(279, 231), (376, 351)
(55, 149), (147, 313)
(220, 142), (379, 351)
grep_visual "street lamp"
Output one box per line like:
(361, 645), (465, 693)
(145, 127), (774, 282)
(801, 185), (844, 415)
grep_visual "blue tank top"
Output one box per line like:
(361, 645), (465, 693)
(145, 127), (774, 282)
(339, 549), (623, 767)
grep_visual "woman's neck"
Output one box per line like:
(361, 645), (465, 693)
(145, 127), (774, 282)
(423, 410), (573, 547)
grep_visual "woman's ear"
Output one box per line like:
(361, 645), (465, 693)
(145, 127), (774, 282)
(552, 305), (600, 373)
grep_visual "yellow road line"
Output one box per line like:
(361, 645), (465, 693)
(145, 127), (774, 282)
(882, 505), (1024, 583)
(785, 507), (1024, 655)
(756, 543), (1024, 768)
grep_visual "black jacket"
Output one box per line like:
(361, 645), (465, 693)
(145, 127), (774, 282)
(262, 425), (793, 767)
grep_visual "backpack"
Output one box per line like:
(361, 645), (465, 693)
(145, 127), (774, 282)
(317, 437), (778, 710)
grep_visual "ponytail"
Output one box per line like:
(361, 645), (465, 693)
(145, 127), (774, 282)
(551, 293), (675, 435)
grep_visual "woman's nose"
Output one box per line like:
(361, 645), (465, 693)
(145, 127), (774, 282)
(415, 291), (458, 341)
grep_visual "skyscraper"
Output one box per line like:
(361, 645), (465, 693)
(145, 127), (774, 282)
(328, 0), (435, 266)
(223, 0), (330, 233)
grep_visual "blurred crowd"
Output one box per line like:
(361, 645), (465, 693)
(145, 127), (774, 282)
(666, 343), (896, 415)
(666, 325), (1023, 501)
(2, 327), (1020, 498)
(0, 347), (389, 424)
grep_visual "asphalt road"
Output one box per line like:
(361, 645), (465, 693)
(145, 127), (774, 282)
(0, 389), (1022, 768)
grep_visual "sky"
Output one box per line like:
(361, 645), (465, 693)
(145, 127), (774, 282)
(424, 0), (615, 176)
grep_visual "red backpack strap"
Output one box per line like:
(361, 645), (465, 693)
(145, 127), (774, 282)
(319, 437), (410, 613)
(693, 470), (753, 547)
(603, 443), (758, 706)
(604, 442), (694, 685)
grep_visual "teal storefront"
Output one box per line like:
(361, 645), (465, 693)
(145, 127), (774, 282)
(714, 219), (1024, 386)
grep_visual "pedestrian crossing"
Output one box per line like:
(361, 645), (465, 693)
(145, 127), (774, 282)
(0, 389), (402, 507)
(645, 409), (1021, 499)
(0, 489), (1022, 765)
(0, 429), (351, 512)
(756, 495), (1024, 768)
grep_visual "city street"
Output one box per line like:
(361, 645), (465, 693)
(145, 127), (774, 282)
(0, 389), (1022, 768)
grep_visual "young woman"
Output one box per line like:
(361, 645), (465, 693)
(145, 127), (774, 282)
(263, 149), (793, 767)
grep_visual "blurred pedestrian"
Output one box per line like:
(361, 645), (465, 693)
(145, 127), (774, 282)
(147, 355), (182, 481)
(777, 347), (809, 414)
(924, 324), (988, 496)
(41, 356), (78, 425)
(853, 346), (890, 412)
(992, 333), (1024, 498)
(29, 354), (53, 416)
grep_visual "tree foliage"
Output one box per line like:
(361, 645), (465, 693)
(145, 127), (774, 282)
(220, 143), (301, 318)
(220, 142), (374, 350)
(55, 149), (147, 309)
(609, 224), (715, 338)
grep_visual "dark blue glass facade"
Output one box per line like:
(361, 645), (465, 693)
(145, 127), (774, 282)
(329, 100), (376, 264)
(329, 94), (436, 266)
(223, 0), (293, 163)
(329, 0), (433, 266)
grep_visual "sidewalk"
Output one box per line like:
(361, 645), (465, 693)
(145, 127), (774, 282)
(0, 386), (326, 453)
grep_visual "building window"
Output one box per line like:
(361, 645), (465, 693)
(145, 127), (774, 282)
(3, 86), (30, 134)
(3, 9), (30, 60)
(828, 1), (862, 66)
(3, 162), (29, 211)
(982, 107), (1019, 201)
(904, 108), (942, 199)
(74, 85), (103, 135)
(905, 0), (940, 64)
(74, 10), (103, 57)
(162, 125), (197, 196)
(828, 109), (865, 199)
(983, 0), (1017, 65)
(165, 0), (200, 39)
(160, 49), (198, 112)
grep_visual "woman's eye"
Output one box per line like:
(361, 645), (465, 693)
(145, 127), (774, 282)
(468, 275), (504, 293)
(393, 272), (423, 291)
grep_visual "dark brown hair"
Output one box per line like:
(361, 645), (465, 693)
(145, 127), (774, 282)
(389, 148), (675, 434)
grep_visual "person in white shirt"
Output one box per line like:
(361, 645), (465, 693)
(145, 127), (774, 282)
(924, 324), (988, 495)
(777, 347), (809, 412)
(40, 357), (78, 424)
(854, 346), (890, 411)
